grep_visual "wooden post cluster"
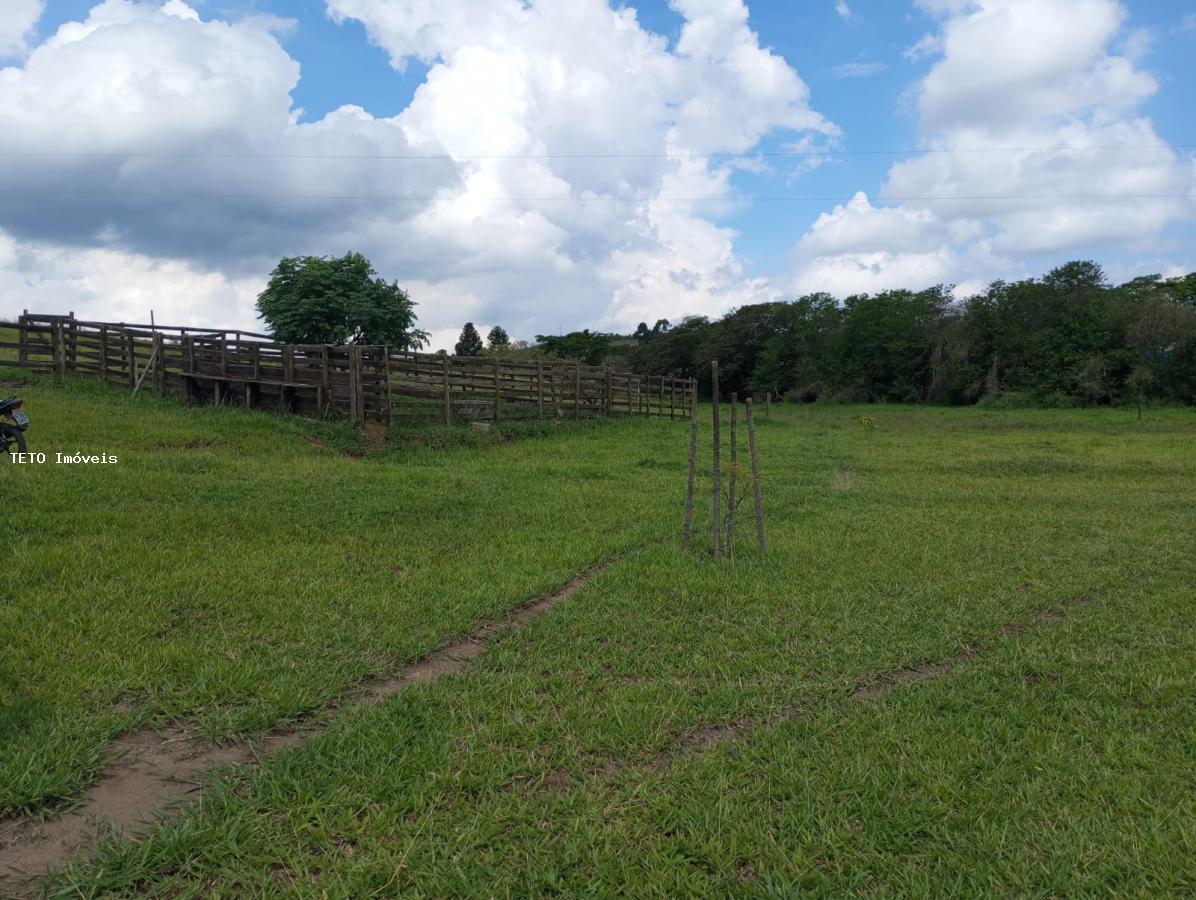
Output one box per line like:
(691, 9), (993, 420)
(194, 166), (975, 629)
(681, 366), (765, 560)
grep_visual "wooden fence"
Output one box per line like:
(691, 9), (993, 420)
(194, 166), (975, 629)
(4, 312), (694, 424)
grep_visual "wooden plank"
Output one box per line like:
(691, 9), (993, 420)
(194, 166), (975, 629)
(443, 355), (452, 425)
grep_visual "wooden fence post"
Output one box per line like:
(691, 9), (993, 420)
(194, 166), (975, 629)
(220, 337), (229, 379)
(320, 347), (331, 417)
(746, 398), (765, 558)
(68, 312), (77, 372)
(53, 322), (66, 382)
(573, 364), (581, 420)
(493, 354), (501, 422)
(17, 310), (27, 364)
(99, 324), (108, 381)
(126, 332), (137, 390)
(154, 333), (165, 396)
(443, 355), (452, 425)
(711, 361), (721, 559)
(605, 368), (612, 417)
(682, 377), (698, 550)
(536, 360), (544, 419)
(385, 346), (394, 425)
(726, 393), (738, 554)
(350, 346), (363, 422)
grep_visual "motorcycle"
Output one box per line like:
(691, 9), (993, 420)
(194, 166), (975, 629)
(0, 396), (29, 454)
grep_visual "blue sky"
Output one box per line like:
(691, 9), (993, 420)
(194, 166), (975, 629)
(3, 0), (1195, 342)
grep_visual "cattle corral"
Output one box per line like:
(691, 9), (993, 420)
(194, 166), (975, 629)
(7, 312), (694, 424)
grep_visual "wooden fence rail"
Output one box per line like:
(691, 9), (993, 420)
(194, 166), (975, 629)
(5, 313), (695, 425)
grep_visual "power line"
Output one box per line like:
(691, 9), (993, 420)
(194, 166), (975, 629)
(0, 144), (1193, 161)
(3, 187), (1194, 203)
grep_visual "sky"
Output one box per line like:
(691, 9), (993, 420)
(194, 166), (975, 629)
(0, 0), (1194, 350)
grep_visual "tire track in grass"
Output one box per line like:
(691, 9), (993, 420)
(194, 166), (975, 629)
(508, 591), (1101, 795)
(0, 559), (617, 895)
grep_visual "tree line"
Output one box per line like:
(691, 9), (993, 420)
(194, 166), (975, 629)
(622, 261), (1196, 408)
(256, 253), (1196, 408)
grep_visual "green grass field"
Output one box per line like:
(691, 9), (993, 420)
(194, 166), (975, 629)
(2, 365), (1194, 896)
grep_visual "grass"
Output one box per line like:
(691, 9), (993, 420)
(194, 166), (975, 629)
(3, 366), (1195, 896)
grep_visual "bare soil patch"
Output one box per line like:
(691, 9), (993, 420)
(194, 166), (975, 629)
(0, 561), (613, 895)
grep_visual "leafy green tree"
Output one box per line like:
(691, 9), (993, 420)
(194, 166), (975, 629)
(256, 252), (427, 347)
(538, 259), (1196, 407)
(487, 325), (510, 351)
(534, 330), (612, 365)
(456, 322), (484, 357)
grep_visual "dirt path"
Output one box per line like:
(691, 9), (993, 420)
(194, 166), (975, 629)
(521, 590), (1100, 793)
(0, 561), (613, 896)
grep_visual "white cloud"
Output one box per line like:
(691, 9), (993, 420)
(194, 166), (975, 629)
(0, 0), (835, 336)
(1179, 13), (1196, 33)
(321, 0), (835, 331)
(831, 61), (886, 78)
(0, 229), (263, 328)
(904, 32), (940, 62)
(835, 0), (851, 20)
(791, 0), (1196, 298)
(0, 0), (43, 58)
(0, 1), (462, 275)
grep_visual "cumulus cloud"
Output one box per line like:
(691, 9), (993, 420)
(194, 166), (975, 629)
(791, 0), (1196, 298)
(0, 1), (461, 274)
(0, 0), (43, 59)
(322, 0), (836, 331)
(835, 1), (851, 20)
(1, 0), (834, 335)
(0, 230), (263, 328)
